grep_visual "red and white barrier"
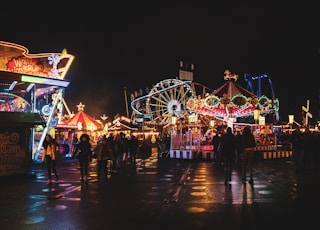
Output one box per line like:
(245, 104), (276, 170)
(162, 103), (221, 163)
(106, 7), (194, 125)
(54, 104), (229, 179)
(170, 150), (194, 159)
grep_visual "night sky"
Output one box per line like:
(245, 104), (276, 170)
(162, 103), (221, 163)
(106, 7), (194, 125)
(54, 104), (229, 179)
(2, 2), (320, 124)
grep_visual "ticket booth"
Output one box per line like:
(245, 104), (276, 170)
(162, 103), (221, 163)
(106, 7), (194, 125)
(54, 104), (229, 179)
(0, 112), (45, 177)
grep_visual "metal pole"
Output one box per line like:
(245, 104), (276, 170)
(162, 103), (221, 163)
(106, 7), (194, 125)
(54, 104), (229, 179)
(34, 89), (62, 160)
(124, 86), (129, 118)
(30, 84), (36, 159)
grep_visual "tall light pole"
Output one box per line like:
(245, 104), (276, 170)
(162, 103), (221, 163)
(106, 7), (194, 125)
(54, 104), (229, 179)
(254, 106), (260, 132)
(124, 86), (129, 118)
(254, 106), (260, 123)
(288, 114), (294, 133)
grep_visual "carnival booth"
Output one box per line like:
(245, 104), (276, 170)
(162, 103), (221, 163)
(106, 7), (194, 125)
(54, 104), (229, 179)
(108, 115), (138, 137)
(0, 41), (75, 161)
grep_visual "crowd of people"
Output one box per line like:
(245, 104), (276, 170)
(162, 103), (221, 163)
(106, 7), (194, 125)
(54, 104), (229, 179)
(284, 127), (320, 173)
(41, 126), (320, 186)
(70, 132), (148, 182)
(216, 126), (257, 185)
(42, 126), (256, 186)
(212, 125), (320, 186)
(41, 131), (148, 184)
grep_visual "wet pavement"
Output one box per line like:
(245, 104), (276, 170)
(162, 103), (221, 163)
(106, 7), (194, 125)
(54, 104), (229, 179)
(0, 152), (319, 230)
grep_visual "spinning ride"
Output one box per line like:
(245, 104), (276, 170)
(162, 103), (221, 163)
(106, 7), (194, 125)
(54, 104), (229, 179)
(131, 70), (279, 127)
(192, 70), (279, 122)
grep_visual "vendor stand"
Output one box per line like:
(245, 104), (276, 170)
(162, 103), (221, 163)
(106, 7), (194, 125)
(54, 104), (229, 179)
(169, 113), (214, 160)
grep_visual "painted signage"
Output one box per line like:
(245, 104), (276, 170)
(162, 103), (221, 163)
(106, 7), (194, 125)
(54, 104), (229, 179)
(0, 127), (28, 176)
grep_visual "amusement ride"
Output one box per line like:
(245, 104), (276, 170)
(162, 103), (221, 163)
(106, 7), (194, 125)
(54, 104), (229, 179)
(130, 69), (280, 130)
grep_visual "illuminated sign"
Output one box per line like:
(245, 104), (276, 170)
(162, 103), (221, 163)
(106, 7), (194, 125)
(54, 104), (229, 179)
(7, 57), (47, 76)
(188, 114), (198, 123)
(0, 41), (74, 80)
(260, 125), (273, 134)
(21, 75), (70, 87)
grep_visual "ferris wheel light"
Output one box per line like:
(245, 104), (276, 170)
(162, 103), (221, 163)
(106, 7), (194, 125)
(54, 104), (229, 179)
(288, 114), (294, 124)
(171, 115), (177, 125)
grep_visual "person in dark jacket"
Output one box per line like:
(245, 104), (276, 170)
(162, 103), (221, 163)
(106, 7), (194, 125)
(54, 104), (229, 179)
(138, 140), (152, 166)
(212, 132), (222, 164)
(128, 135), (139, 166)
(72, 133), (93, 181)
(290, 127), (305, 173)
(219, 127), (236, 184)
(94, 137), (114, 181)
(240, 126), (257, 185)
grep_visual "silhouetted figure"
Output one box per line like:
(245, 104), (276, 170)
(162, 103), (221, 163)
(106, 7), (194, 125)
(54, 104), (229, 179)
(290, 128), (305, 173)
(219, 127), (236, 184)
(235, 130), (242, 166)
(212, 132), (222, 164)
(94, 137), (113, 181)
(240, 126), (257, 185)
(128, 135), (139, 166)
(73, 133), (93, 181)
(138, 140), (152, 164)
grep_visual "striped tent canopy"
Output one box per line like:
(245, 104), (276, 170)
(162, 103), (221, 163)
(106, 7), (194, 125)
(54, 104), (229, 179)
(64, 110), (100, 131)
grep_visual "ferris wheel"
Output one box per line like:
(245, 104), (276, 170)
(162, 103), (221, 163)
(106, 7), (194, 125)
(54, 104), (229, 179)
(130, 78), (215, 124)
(145, 79), (195, 124)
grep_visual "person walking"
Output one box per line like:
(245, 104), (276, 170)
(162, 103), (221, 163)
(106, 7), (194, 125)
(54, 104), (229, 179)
(212, 132), (222, 164)
(72, 133), (93, 182)
(42, 134), (60, 185)
(128, 135), (139, 166)
(290, 127), (305, 173)
(240, 126), (257, 185)
(71, 135), (79, 157)
(234, 130), (242, 166)
(93, 136), (114, 181)
(138, 140), (152, 166)
(219, 127), (236, 184)
(112, 134), (123, 173)
(119, 132), (129, 167)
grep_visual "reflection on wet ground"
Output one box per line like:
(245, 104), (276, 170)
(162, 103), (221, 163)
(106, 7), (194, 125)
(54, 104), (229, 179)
(1, 154), (319, 230)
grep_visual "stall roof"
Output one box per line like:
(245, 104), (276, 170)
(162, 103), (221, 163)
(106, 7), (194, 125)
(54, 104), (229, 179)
(0, 112), (45, 126)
